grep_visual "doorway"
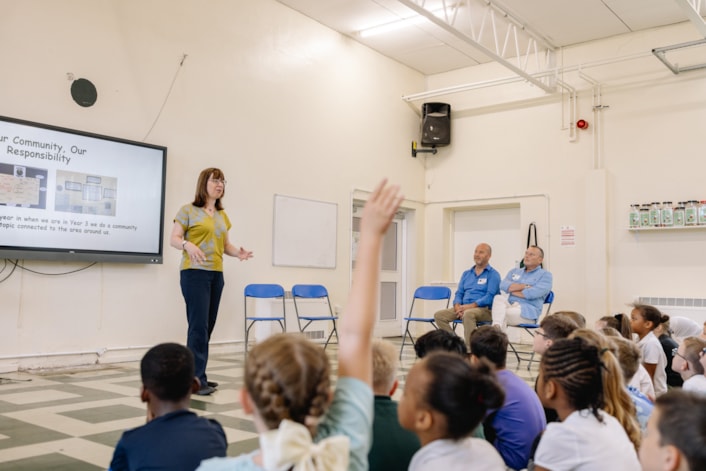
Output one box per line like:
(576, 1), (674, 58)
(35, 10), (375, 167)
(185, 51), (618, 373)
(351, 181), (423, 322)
(352, 206), (407, 338)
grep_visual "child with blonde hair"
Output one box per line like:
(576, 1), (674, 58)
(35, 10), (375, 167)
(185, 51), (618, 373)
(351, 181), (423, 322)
(198, 179), (403, 471)
(672, 336), (706, 393)
(368, 339), (420, 471)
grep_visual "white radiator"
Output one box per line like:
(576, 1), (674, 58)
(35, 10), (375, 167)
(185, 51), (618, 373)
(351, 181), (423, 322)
(635, 296), (706, 325)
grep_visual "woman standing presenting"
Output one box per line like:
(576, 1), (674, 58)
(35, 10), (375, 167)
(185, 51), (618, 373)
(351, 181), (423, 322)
(170, 167), (253, 395)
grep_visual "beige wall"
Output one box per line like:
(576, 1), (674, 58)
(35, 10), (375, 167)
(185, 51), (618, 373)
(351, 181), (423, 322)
(0, 0), (426, 371)
(422, 22), (706, 323)
(1, 2), (705, 370)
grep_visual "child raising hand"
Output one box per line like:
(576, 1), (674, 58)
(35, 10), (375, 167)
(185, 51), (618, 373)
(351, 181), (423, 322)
(198, 179), (403, 471)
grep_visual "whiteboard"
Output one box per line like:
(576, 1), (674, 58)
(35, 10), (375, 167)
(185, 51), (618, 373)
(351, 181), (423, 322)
(273, 194), (337, 268)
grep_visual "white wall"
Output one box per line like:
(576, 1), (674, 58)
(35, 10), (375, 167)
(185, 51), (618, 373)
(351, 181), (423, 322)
(422, 22), (706, 325)
(2, 3), (706, 370)
(0, 0), (426, 371)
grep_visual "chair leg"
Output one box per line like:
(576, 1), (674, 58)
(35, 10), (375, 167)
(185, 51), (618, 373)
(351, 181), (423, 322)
(507, 340), (521, 364)
(323, 324), (337, 350)
(400, 321), (415, 360)
(324, 320), (338, 350)
(245, 321), (255, 355)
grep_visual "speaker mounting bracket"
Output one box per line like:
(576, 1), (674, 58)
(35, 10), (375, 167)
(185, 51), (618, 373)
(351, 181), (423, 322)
(411, 141), (437, 158)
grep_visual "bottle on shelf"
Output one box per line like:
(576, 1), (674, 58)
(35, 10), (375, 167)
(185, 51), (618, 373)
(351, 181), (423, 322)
(639, 204), (651, 227)
(699, 200), (706, 226)
(674, 203), (686, 226)
(649, 202), (661, 227)
(661, 201), (673, 227)
(686, 200), (699, 226)
(629, 204), (641, 228)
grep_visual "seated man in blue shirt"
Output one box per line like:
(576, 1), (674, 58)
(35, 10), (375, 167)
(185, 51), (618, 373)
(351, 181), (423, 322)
(492, 245), (552, 328)
(434, 243), (500, 349)
(109, 343), (227, 471)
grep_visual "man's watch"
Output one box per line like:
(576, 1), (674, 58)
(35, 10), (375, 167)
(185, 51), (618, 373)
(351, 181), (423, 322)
(182, 240), (188, 249)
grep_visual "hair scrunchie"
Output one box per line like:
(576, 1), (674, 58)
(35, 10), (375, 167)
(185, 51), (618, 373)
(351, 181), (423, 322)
(260, 419), (350, 471)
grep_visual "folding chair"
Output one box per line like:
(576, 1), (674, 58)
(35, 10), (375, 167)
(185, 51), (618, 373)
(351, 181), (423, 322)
(507, 291), (554, 369)
(291, 284), (338, 350)
(244, 283), (286, 354)
(400, 286), (451, 359)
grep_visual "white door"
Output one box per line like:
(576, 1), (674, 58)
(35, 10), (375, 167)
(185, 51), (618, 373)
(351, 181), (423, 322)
(352, 207), (406, 337)
(453, 207), (522, 281)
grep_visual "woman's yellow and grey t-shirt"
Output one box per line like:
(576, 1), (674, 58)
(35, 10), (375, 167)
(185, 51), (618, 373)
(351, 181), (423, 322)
(175, 204), (231, 272)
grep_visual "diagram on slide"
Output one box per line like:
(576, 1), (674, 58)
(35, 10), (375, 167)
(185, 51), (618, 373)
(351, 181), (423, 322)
(0, 163), (48, 209)
(55, 170), (118, 216)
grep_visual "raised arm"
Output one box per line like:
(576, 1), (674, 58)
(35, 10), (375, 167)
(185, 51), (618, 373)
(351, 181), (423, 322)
(337, 179), (403, 385)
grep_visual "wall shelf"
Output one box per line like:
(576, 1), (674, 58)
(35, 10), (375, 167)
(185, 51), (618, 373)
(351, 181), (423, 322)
(629, 225), (706, 231)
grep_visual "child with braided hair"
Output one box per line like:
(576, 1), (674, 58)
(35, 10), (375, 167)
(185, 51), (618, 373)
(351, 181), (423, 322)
(398, 351), (506, 470)
(533, 336), (641, 471)
(568, 328), (641, 451)
(198, 179), (403, 471)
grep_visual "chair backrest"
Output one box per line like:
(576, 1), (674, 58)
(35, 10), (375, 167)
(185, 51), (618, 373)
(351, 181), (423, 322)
(244, 283), (285, 299)
(543, 291), (555, 316)
(413, 286), (451, 301)
(291, 284), (328, 299)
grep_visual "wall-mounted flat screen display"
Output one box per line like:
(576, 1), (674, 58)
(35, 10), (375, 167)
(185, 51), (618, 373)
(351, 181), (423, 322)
(0, 116), (167, 263)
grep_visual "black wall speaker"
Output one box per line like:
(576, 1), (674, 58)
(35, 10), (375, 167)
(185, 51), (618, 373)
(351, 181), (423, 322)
(421, 102), (451, 147)
(71, 78), (97, 107)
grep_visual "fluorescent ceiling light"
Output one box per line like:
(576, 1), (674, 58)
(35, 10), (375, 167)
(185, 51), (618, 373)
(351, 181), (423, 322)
(358, 14), (428, 38)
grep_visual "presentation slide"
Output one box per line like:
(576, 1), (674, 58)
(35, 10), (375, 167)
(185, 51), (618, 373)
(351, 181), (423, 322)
(0, 116), (167, 263)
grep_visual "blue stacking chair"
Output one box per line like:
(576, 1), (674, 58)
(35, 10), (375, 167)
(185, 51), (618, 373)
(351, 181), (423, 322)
(399, 286), (452, 359)
(244, 283), (286, 355)
(507, 290), (554, 369)
(292, 284), (338, 350)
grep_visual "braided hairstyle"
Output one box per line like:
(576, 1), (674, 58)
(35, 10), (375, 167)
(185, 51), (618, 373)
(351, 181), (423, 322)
(569, 329), (641, 450)
(418, 352), (504, 440)
(540, 337), (605, 422)
(244, 334), (331, 436)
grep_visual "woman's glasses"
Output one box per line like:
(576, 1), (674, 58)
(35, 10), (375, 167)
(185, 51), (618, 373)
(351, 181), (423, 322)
(209, 178), (227, 186)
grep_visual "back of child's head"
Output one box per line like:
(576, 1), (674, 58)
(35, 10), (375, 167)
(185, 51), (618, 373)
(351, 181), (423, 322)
(244, 333), (331, 435)
(541, 337), (605, 420)
(414, 329), (467, 358)
(554, 310), (586, 328)
(419, 351), (504, 440)
(568, 328), (641, 450)
(469, 325), (508, 368)
(599, 313), (633, 339)
(600, 326), (622, 338)
(610, 336), (642, 381)
(141, 343), (195, 402)
(652, 390), (706, 471)
(681, 337), (706, 375)
(371, 339), (399, 395)
(631, 303), (669, 331)
(540, 314), (578, 340)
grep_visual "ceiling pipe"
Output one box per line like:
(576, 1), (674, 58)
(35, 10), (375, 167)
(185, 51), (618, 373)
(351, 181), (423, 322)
(401, 51), (652, 102)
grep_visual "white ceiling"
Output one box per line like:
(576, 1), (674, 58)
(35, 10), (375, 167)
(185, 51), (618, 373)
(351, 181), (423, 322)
(276, 0), (703, 75)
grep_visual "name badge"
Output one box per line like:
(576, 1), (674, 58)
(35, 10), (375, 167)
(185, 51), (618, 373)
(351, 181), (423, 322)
(512, 274), (521, 281)
(477, 278), (487, 285)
